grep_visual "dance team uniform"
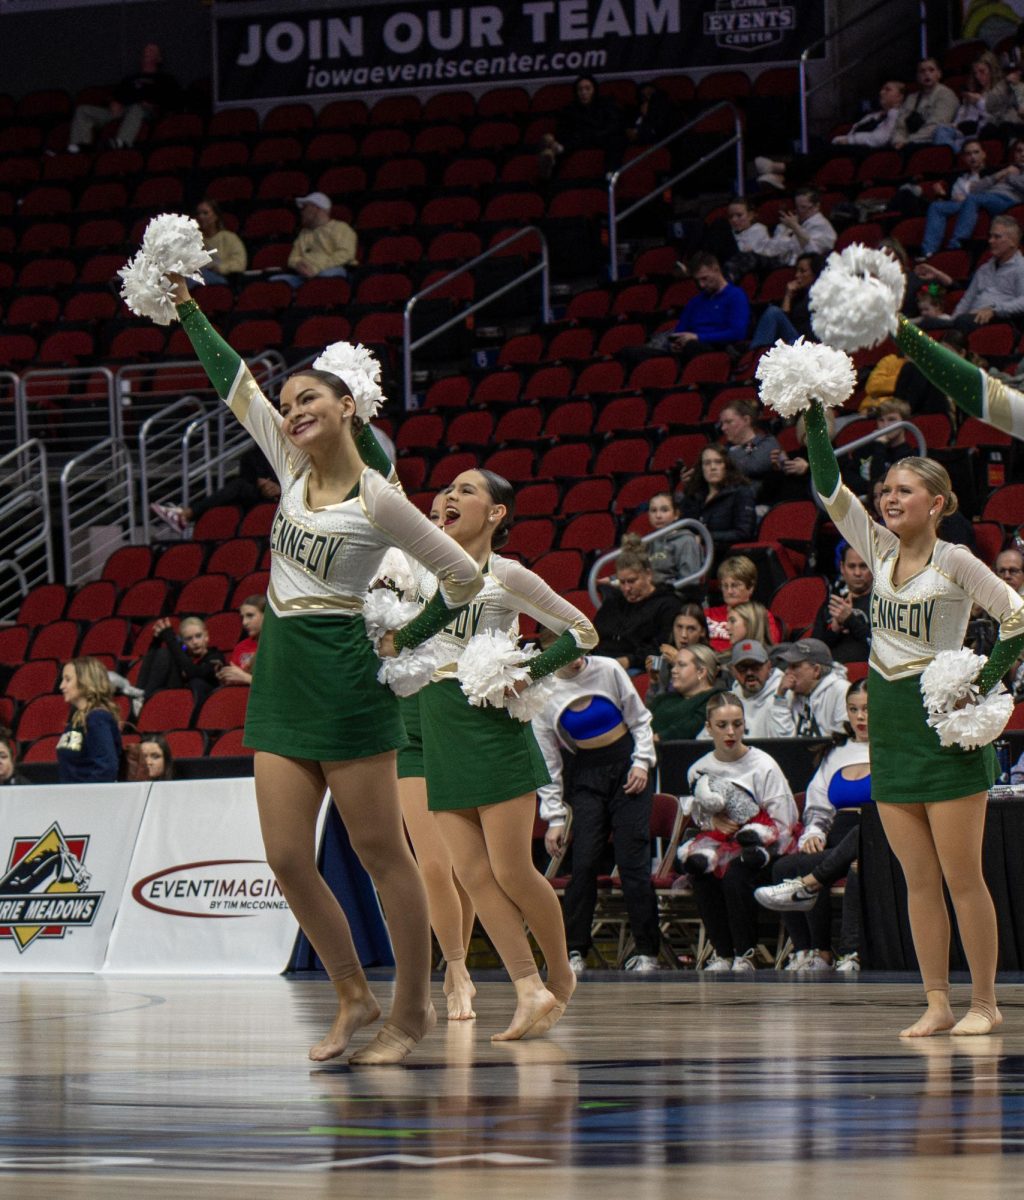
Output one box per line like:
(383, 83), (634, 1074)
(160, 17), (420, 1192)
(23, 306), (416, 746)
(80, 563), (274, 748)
(804, 399), (1024, 803)
(175, 300), (482, 760)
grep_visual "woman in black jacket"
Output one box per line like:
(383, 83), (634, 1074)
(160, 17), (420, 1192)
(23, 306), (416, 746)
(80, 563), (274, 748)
(593, 535), (682, 673)
(679, 445), (757, 552)
(539, 74), (626, 177)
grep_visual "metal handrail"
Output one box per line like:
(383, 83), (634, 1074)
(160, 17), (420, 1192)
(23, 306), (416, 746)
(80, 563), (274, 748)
(0, 439), (53, 622)
(608, 102), (745, 282)
(18, 365), (118, 457)
(60, 438), (136, 586)
(138, 395), (209, 543)
(403, 226), (550, 410)
(587, 518), (714, 608)
(812, 420), (927, 511)
(799, 0), (929, 154)
(0, 370), (23, 453)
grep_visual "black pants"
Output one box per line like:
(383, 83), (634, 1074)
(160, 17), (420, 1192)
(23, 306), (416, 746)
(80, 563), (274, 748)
(770, 812), (861, 955)
(562, 736), (660, 957)
(692, 856), (774, 959)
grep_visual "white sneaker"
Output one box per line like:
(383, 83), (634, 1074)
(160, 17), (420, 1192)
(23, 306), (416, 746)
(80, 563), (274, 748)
(732, 950), (757, 974)
(624, 954), (659, 973)
(568, 951), (586, 977)
(784, 950), (808, 972)
(754, 155), (785, 175)
(702, 953), (732, 973)
(835, 952), (860, 973)
(798, 951), (833, 973)
(150, 501), (188, 534)
(755, 878), (820, 912)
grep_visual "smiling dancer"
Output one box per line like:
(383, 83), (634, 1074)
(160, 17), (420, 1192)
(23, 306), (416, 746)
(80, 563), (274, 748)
(163, 276), (483, 1065)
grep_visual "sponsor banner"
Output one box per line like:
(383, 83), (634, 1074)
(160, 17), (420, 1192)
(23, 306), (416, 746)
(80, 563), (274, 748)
(104, 777), (326, 974)
(0, 784), (149, 971)
(214, 0), (826, 104)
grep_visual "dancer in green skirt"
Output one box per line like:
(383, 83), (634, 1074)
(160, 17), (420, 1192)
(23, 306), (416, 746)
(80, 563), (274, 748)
(162, 277), (484, 1065)
(804, 397), (1024, 1036)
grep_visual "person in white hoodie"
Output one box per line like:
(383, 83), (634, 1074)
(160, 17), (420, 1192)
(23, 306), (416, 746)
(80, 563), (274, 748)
(716, 639), (793, 738)
(769, 638), (848, 737)
(535, 653), (660, 976)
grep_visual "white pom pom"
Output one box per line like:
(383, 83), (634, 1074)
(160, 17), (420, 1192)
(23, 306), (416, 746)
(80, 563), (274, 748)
(378, 639), (447, 697)
(455, 630), (552, 722)
(755, 337), (856, 419)
(118, 250), (179, 325)
(920, 649), (1013, 749)
(809, 244), (907, 352)
(505, 672), (557, 723)
(313, 341), (385, 421)
(363, 588), (421, 645)
(119, 213), (213, 323)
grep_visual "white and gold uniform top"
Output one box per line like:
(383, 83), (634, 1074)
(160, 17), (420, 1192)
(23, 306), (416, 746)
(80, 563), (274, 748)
(820, 479), (1024, 680)
(223, 362), (481, 620)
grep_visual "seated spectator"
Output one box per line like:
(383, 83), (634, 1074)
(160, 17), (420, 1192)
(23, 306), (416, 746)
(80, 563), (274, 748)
(622, 253), (750, 367)
(67, 42), (179, 152)
(645, 492), (703, 590)
(892, 58), (959, 149)
(535, 653), (660, 975)
(151, 443), (279, 535)
(726, 600), (774, 649)
(645, 602), (710, 696)
(918, 216), (1024, 331)
(625, 81), (674, 147)
(755, 679), (870, 972)
(593, 536), (681, 672)
(702, 554), (783, 652)
(921, 139), (1024, 257)
(811, 542), (873, 664)
(996, 545), (1024, 595)
(757, 189), (837, 267)
(750, 253), (823, 348)
(718, 397), (784, 497)
(646, 644), (722, 741)
(719, 638), (790, 738)
(769, 638), (848, 737)
(139, 735), (175, 781)
(932, 52), (1016, 150)
(706, 196), (771, 280)
(681, 694), (798, 972)
(0, 729), (28, 786)
(137, 616), (225, 704)
(678, 446), (757, 556)
(539, 73), (625, 178)
(918, 139), (992, 256)
(56, 657), (123, 784)
(840, 398), (915, 497)
(909, 283), (952, 326)
(217, 594), (265, 687)
(197, 198), (247, 286)
(272, 192), (357, 288)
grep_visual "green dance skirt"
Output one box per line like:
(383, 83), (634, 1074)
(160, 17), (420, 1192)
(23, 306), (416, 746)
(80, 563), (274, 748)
(396, 693), (424, 779)
(868, 669), (996, 804)
(420, 678), (551, 811)
(245, 607), (407, 761)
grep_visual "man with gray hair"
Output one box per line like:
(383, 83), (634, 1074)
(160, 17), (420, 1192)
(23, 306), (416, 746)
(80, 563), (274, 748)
(769, 639), (848, 737)
(918, 216), (1024, 332)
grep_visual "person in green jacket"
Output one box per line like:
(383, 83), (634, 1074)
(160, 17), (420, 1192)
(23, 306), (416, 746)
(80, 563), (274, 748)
(647, 644), (721, 741)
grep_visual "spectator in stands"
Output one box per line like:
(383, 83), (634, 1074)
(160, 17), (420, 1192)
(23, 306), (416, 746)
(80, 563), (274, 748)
(645, 492), (703, 590)
(625, 80), (674, 147)
(139, 735), (175, 781)
(678, 445), (757, 555)
(921, 139), (1024, 257)
(272, 192), (357, 288)
(726, 600), (774, 649)
(750, 253), (823, 348)
(910, 284), (952, 326)
(56, 657), (123, 784)
(917, 215), (1024, 331)
(137, 616), (225, 704)
(645, 603), (711, 695)
(995, 546), (1024, 594)
(702, 554), (783, 652)
(917, 139), (992, 256)
(840, 398), (915, 497)
(717, 397), (784, 499)
(0, 729), (28, 786)
(683, 693), (798, 972)
(67, 42), (179, 152)
(622, 253), (750, 367)
(757, 189), (837, 267)
(769, 638), (848, 737)
(197, 199), (247, 286)
(151, 442), (279, 534)
(722, 638), (791, 738)
(593, 535), (681, 672)
(539, 74), (625, 178)
(217, 594), (265, 687)
(707, 196), (771, 280)
(646, 644), (722, 741)
(932, 52), (1017, 150)
(811, 543), (873, 664)
(892, 58), (959, 149)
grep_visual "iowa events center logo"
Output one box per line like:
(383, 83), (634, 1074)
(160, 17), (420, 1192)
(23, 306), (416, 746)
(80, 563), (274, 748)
(0, 823), (103, 951)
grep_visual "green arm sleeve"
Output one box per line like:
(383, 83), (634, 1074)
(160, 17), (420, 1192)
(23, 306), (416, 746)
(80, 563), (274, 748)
(354, 423), (394, 478)
(527, 631), (580, 680)
(393, 591), (465, 652)
(803, 399), (840, 498)
(176, 300), (243, 397)
(978, 634), (1024, 694)
(895, 316), (985, 420)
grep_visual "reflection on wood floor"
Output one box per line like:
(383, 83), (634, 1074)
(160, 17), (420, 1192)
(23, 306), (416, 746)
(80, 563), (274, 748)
(3, 972), (1024, 1199)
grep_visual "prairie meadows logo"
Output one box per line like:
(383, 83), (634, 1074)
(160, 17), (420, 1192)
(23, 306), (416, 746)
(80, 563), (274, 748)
(0, 822), (104, 951)
(704, 0), (796, 52)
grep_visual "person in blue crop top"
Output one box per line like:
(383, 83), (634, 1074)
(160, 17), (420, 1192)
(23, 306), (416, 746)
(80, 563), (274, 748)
(56, 657), (123, 784)
(534, 651), (660, 975)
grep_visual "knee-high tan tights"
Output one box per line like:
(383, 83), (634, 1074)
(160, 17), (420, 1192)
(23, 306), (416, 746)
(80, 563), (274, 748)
(436, 795), (575, 1003)
(254, 750), (433, 1039)
(877, 794), (998, 1022)
(398, 775), (475, 963)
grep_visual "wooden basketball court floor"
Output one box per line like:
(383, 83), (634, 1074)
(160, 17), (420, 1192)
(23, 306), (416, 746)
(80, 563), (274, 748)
(4, 971), (1024, 1200)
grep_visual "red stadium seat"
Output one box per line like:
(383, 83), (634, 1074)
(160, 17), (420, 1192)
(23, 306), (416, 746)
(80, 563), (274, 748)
(238, 506), (276, 538)
(27, 621), (79, 663)
(137, 689), (195, 734)
(770, 577), (829, 639)
(209, 729), (253, 757)
(79, 618), (130, 661)
(6, 660), (60, 703)
(195, 688), (250, 732)
(154, 543), (206, 584)
(17, 584), (67, 627)
(0, 626), (30, 666)
(116, 580), (170, 620)
(230, 573), (270, 610)
(16, 695), (69, 743)
(192, 506), (242, 541)
(175, 575), (231, 617)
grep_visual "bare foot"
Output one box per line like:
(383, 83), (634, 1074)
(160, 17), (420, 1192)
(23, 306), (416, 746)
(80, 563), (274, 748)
(443, 962), (476, 1020)
(521, 972), (576, 1040)
(309, 991), (381, 1062)
(492, 986), (558, 1042)
(899, 1002), (956, 1039)
(951, 1008), (1003, 1036)
(349, 1004), (438, 1066)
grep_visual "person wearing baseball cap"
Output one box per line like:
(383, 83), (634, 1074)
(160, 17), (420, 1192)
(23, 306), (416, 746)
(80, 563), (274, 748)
(272, 191), (357, 288)
(769, 638), (847, 737)
(711, 639), (793, 738)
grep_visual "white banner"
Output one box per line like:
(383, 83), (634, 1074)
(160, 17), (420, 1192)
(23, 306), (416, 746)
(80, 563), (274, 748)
(104, 777), (324, 975)
(0, 783), (149, 972)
